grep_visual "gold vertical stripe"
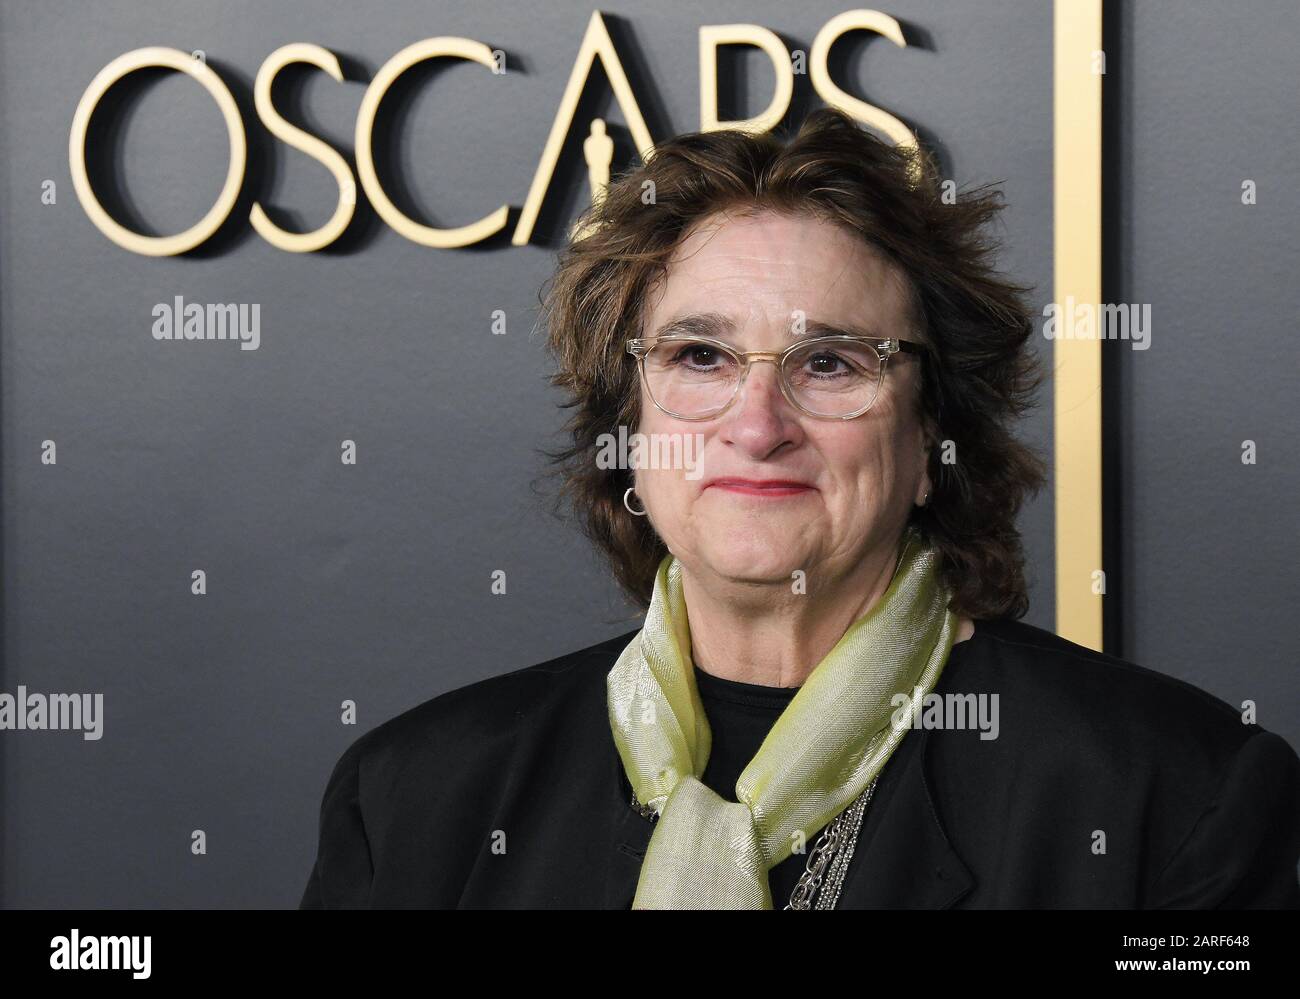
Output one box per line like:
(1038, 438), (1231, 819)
(1053, 0), (1105, 651)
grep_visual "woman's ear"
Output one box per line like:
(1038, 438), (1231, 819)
(916, 420), (938, 506)
(915, 467), (933, 507)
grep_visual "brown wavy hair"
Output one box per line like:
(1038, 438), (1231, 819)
(535, 106), (1048, 621)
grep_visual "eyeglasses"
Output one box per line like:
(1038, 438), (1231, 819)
(626, 333), (926, 421)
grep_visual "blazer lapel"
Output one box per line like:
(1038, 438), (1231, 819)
(836, 725), (975, 908)
(604, 747), (655, 908)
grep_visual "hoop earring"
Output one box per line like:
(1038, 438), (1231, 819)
(623, 487), (648, 516)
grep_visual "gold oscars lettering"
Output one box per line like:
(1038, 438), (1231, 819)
(68, 10), (913, 255)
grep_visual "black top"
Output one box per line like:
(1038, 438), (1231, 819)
(299, 618), (1300, 908)
(692, 662), (807, 906)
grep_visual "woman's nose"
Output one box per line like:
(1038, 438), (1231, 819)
(717, 361), (798, 450)
(737, 359), (786, 408)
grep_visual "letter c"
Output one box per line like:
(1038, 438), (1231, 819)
(354, 37), (508, 248)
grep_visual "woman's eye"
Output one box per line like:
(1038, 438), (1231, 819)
(806, 351), (850, 375)
(674, 345), (722, 368)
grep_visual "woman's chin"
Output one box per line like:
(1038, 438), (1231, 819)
(693, 538), (810, 586)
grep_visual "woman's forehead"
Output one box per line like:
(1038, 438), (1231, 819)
(645, 210), (913, 335)
(671, 209), (864, 266)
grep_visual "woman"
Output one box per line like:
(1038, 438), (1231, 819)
(299, 108), (1299, 909)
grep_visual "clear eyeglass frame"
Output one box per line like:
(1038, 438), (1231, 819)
(625, 333), (928, 421)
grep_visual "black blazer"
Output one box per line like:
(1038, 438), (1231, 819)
(299, 618), (1300, 908)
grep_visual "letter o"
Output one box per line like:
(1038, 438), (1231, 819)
(69, 46), (246, 256)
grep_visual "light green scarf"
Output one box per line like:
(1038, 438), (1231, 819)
(606, 526), (960, 909)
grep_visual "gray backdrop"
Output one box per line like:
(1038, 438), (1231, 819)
(0, 0), (1294, 907)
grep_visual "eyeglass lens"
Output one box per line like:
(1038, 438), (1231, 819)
(641, 338), (885, 418)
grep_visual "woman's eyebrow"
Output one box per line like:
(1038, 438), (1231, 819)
(651, 312), (884, 342)
(651, 312), (733, 339)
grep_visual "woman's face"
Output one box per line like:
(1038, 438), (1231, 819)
(633, 208), (933, 589)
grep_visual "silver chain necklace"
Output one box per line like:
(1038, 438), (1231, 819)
(629, 776), (875, 910)
(784, 777), (875, 909)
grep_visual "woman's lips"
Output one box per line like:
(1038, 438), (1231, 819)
(704, 478), (815, 497)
